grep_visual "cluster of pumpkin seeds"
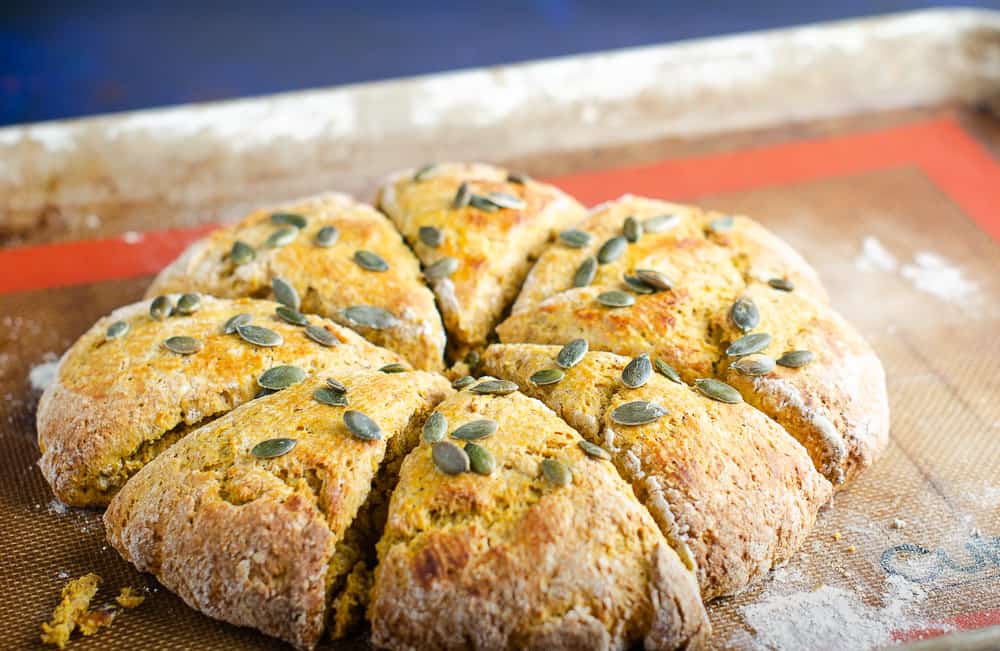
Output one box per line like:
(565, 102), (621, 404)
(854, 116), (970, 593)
(314, 377), (349, 407)
(429, 413), (498, 476)
(579, 214), (678, 306)
(528, 337), (590, 389)
(724, 290), (814, 382)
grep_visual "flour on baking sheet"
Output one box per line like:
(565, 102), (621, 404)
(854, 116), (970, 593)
(854, 236), (981, 306)
(29, 353), (59, 392)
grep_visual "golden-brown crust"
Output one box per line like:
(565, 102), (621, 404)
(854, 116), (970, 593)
(146, 193), (446, 371)
(37, 295), (404, 506)
(479, 344), (834, 599)
(370, 386), (709, 650)
(104, 370), (452, 650)
(376, 163), (587, 360)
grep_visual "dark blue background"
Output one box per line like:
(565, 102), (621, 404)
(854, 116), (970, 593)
(2, 1), (998, 127)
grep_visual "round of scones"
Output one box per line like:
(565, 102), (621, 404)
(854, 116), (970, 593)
(36, 162), (889, 650)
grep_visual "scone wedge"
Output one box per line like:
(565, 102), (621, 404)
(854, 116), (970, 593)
(37, 295), (403, 506)
(105, 369), (452, 650)
(146, 192), (446, 370)
(376, 163), (587, 361)
(370, 379), (709, 650)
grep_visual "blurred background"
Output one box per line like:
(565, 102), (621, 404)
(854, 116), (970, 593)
(2, 0), (999, 127)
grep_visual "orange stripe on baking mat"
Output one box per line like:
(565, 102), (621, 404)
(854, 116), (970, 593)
(0, 114), (997, 295)
(894, 607), (1000, 642)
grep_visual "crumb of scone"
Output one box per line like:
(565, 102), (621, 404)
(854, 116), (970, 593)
(891, 518), (906, 530)
(40, 573), (101, 649)
(846, 545), (857, 553)
(115, 587), (145, 609)
(832, 532), (842, 541)
(77, 606), (117, 636)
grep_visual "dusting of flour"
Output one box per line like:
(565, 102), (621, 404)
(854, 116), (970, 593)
(28, 353), (59, 392)
(854, 236), (897, 272)
(854, 236), (979, 305)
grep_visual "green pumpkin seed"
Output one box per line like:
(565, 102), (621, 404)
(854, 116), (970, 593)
(610, 401), (668, 425)
(315, 225), (339, 247)
(236, 324), (283, 347)
(326, 377), (347, 393)
(622, 354), (652, 388)
(636, 269), (673, 291)
(732, 354), (776, 376)
(163, 336), (202, 355)
(270, 212), (307, 229)
(709, 215), (734, 232)
(573, 256), (598, 287)
(470, 379), (518, 395)
(579, 439), (611, 460)
(149, 295), (173, 321)
(258, 365), (306, 390)
(530, 368), (565, 386)
(105, 320), (129, 340)
(341, 305), (397, 330)
(275, 305), (309, 326)
(379, 362), (408, 374)
(174, 293), (201, 315)
(559, 229), (591, 248)
(623, 274), (656, 294)
(266, 227), (298, 248)
(432, 441), (469, 475)
(423, 412), (447, 443)
(354, 250), (389, 272)
(597, 290), (635, 308)
(768, 277), (795, 292)
(305, 324), (339, 347)
(730, 297), (760, 334)
(695, 378), (743, 403)
(468, 194), (499, 212)
(418, 225), (444, 248)
(224, 312), (252, 334)
(654, 358), (683, 384)
(465, 442), (495, 475)
(413, 164), (437, 181)
(486, 192), (525, 210)
(254, 388), (276, 400)
(425, 256), (459, 281)
(644, 214), (680, 233)
(557, 338), (588, 369)
(344, 410), (381, 441)
(597, 235), (627, 264)
(727, 332), (771, 357)
(452, 183), (471, 209)
(314, 386), (349, 407)
(452, 419), (497, 440)
(231, 240), (255, 265)
(623, 216), (643, 242)
(464, 350), (480, 367)
(251, 437), (297, 459)
(272, 276), (300, 310)
(776, 350), (814, 368)
(541, 458), (572, 486)
(452, 375), (475, 389)
(507, 172), (528, 184)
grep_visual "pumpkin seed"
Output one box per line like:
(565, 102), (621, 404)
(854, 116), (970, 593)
(506, 172), (528, 184)
(610, 401), (667, 425)
(354, 250), (389, 272)
(732, 354), (776, 376)
(418, 225), (444, 248)
(622, 354), (652, 388)
(557, 338), (588, 369)
(636, 269), (673, 291)
(452, 182), (471, 209)
(530, 368), (564, 386)
(730, 297), (760, 334)
(379, 362), (408, 374)
(275, 306), (309, 326)
(305, 324), (339, 346)
(470, 379), (518, 396)
(541, 458), (571, 486)
(174, 293), (201, 315)
(452, 419), (497, 440)
(709, 215), (734, 232)
(486, 191), (525, 210)
(344, 410), (381, 441)
(468, 194), (499, 212)
(272, 276), (300, 310)
(258, 365), (306, 390)
(425, 256), (459, 281)
(105, 320), (129, 340)
(452, 375), (476, 389)
(266, 227), (298, 248)
(776, 350), (814, 368)
(422, 412), (447, 443)
(314, 386), (349, 407)
(413, 164), (436, 181)
(579, 439), (611, 460)
(623, 274), (656, 294)
(573, 256), (598, 287)
(149, 295), (173, 321)
(768, 277), (795, 292)
(597, 290), (635, 308)
(695, 378), (743, 403)
(464, 350), (480, 367)
(315, 225), (339, 247)
(230, 240), (255, 265)
(270, 212), (308, 229)
(326, 377), (347, 393)
(224, 312), (252, 334)
(341, 305), (397, 330)
(654, 358), (683, 384)
(432, 441), (469, 475)
(464, 442), (495, 475)
(163, 336), (202, 355)
(597, 235), (627, 264)
(727, 332), (771, 357)
(254, 388), (276, 400)
(623, 216), (643, 242)
(644, 214), (680, 233)
(236, 324), (283, 347)
(251, 438), (297, 459)
(559, 229), (591, 248)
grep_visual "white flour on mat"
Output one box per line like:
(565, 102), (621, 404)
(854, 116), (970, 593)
(854, 236), (898, 272)
(854, 236), (979, 305)
(28, 353), (59, 392)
